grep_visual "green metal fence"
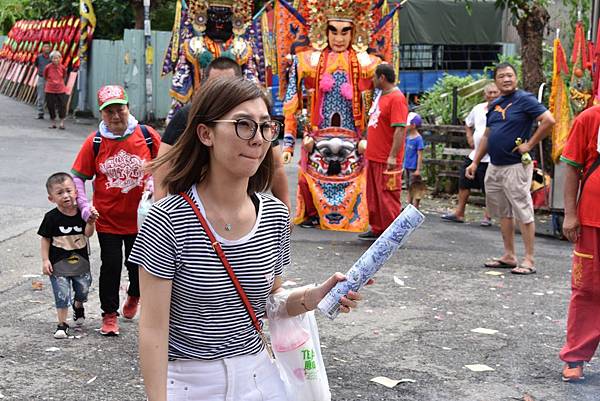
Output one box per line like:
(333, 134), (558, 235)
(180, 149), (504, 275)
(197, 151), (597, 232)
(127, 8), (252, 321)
(87, 29), (172, 120)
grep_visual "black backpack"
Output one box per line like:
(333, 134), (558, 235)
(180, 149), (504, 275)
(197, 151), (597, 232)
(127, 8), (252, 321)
(92, 125), (155, 158)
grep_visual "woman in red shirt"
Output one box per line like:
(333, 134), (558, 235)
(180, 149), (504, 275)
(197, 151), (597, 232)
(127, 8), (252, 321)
(43, 50), (67, 129)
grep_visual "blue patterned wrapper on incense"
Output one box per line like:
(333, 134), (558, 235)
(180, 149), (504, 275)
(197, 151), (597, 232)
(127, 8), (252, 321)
(317, 204), (425, 320)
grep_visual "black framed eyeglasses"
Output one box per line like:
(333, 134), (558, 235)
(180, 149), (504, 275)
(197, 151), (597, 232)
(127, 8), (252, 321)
(212, 118), (282, 142)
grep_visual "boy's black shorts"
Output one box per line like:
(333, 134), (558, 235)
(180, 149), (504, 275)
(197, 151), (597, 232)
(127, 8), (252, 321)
(458, 157), (488, 192)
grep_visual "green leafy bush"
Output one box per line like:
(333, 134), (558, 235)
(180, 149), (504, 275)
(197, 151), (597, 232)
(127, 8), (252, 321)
(416, 74), (486, 125)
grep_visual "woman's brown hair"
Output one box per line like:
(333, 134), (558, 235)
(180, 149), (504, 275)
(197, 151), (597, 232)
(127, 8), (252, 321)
(150, 77), (274, 195)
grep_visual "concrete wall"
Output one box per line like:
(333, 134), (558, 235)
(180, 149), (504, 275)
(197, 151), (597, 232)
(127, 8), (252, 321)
(87, 29), (172, 120)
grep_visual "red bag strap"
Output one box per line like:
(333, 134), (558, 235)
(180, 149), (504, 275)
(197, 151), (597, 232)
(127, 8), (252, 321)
(179, 192), (262, 334)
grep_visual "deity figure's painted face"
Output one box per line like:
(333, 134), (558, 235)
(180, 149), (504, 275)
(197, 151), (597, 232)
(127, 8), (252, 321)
(327, 20), (353, 53)
(206, 6), (233, 42)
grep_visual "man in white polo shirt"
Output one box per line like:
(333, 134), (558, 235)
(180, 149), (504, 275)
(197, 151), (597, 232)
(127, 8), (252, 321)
(442, 82), (499, 225)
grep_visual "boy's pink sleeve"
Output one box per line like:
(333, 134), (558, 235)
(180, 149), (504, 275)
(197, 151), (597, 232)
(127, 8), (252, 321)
(71, 134), (96, 180)
(72, 176), (92, 222)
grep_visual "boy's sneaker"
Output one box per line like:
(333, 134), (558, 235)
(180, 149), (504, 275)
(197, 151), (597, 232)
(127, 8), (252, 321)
(122, 296), (140, 319)
(73, 305), (85, 326)
(562, 362), (585, 382)
(54, 323), (70, 339)
(100, 312), (119, 336)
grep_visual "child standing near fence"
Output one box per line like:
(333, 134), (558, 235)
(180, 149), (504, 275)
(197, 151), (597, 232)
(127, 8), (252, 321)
(38, 172), (98, 338)
(403, 112), (425, 208)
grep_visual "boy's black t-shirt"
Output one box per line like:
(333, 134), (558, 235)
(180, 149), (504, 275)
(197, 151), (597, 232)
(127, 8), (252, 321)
(37, 208), (89, 265)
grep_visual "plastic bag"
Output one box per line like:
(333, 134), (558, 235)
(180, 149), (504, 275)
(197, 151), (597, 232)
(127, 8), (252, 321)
(266, 292), (331, 401)
(137, 190), (153, 229)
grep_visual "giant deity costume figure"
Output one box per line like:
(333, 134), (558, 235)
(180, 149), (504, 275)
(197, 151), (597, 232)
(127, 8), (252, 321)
(283, 0), (381, 232)
(162, 0), (256, 121)
(280, 0), (382, 232)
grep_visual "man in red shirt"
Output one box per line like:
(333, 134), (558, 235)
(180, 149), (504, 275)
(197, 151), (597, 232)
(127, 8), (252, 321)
(359, 63), (408, 240)
(558, 105), (600, 381)
(71, 85), (161, 336)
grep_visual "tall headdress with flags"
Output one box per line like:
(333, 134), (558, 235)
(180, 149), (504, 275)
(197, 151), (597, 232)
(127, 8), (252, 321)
(162, 0), (256, 119)
(270, 0), (397, 99)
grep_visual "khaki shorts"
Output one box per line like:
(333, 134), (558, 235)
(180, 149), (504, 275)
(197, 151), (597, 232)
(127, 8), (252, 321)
(484, 163), (534, 223)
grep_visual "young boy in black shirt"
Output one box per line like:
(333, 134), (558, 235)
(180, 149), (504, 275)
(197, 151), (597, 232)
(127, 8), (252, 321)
(38, 173), (98, 338)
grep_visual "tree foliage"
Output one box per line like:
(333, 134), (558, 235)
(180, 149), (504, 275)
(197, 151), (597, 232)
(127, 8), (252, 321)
(2, 0), (271, 36)
(418, 75), (484, 125)
(0, 0), (173, 39)
(561, 0), (592, 51)
(464, 0), (550, 93)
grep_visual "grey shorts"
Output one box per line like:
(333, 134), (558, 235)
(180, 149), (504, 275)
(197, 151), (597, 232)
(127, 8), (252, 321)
(484, 163), (534, 223)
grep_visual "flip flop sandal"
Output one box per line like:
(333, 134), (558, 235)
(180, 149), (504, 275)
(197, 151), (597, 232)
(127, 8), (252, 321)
(441, 213), (464, 223)
(59, 126), (65, 130)
(483, 259), (517, 269)
(511, 266), (536, 275)
(49, 125), (57, 129)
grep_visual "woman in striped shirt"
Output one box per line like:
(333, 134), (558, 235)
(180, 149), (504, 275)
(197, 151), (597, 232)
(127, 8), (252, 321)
(129, 77), (367, 401)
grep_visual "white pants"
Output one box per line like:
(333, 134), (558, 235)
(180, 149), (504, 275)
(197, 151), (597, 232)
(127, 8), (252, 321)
(167, 350), (287, 401)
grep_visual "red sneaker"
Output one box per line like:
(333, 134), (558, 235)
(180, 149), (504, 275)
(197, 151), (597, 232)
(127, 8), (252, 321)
(122, 296), (140, 319)
(562, 363), (585, 382)
(100, 312), (119, 336)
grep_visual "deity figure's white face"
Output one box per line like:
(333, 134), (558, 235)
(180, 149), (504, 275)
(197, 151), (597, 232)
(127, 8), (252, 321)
(327, 20), (353, 53)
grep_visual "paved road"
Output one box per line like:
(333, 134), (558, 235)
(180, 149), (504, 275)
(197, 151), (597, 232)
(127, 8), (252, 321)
(0, 94), (598, 400)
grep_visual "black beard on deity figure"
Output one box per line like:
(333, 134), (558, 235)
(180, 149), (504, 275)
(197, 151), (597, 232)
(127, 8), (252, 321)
(206, 6), (234, 42)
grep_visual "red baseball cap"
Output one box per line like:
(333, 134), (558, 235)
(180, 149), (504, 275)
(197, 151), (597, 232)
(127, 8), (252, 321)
(97, 85), (129, 110)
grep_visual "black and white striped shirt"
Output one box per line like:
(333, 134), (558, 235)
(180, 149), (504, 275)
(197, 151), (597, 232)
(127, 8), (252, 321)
(129, 186), (291, 361)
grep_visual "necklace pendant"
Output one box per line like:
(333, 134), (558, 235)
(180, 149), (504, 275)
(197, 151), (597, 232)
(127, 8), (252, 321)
(225, 224), (232, 231)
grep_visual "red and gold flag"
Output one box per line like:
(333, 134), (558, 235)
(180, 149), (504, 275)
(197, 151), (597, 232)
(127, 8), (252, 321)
(569, 22), (593, 114)
(549, 38), (571, 161)
(370, 4), (400, 65)
(275, 0), (309, 99)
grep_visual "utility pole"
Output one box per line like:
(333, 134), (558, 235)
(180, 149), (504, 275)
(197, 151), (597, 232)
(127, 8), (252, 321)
(592, 0), (600, 40)
(76, 0), (95, 115)
(143, 0), (154, 122)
